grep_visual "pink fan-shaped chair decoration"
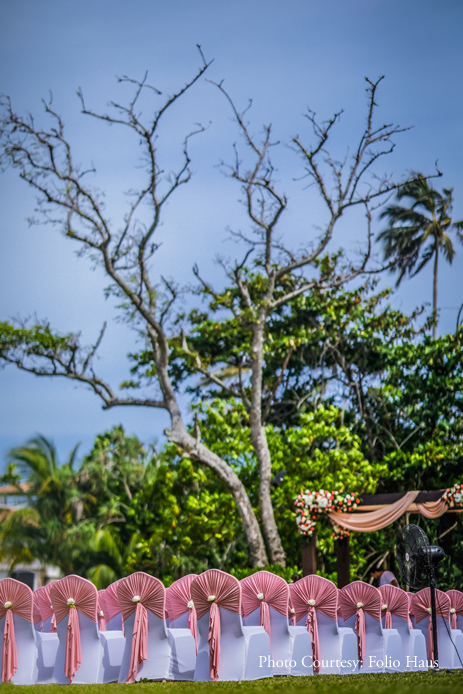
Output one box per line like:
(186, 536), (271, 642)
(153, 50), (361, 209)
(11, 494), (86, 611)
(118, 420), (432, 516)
(103, 580), (122, 623)
(98, 591), (107, 631)
(379, 585), (409, 630)
(241, 571), (288, 644)
(339, 581), (381, 664)
(166, 575), (198, 652)
(447, 590), (463, 630)
(191, 569), (241, 681)
(50, 575), (98, 683)
(117, 572), (165, 683)
(412, 588), (450, 661)
(35, 583), (57, 632)
(290, 575), (337, 672)
(0, 578), (33, 683)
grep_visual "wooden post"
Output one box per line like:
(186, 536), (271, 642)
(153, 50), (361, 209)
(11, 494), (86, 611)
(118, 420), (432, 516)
(302, 532), (317, 576)
(336, 537), (350, 588)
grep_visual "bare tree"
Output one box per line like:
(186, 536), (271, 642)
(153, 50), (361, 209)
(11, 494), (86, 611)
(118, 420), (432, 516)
(0, 59), (430, 567)
(187, 76), (431, 564)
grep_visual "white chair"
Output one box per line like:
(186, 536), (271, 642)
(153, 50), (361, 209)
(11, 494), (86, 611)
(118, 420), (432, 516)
(241, 571), (313, 676)
(379, 585), (427, 671)
(0, 578), (39, 684)
(191, 569), (272, 681)
(117, 571), (196, 682)
(291, 575), (358, 675)
(412, 588), (463, 670)
(51, 574), (125, 683)
(339, 581), (402, 673)
(166, 574), (198, 651)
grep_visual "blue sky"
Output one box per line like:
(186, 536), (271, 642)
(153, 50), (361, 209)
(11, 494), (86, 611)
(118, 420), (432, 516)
(1, 0), (463, 467)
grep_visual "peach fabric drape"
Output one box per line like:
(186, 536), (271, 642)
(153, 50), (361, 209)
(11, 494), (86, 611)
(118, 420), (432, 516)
(412, 588), (450, 661)
(191, 569), (241, 681)
(339, 581), (381, 664)
(447, 590), (463, 630)
(290, 575), (337, 673)
(415, 499), (448, 519)
(117, 572), (165, 683)
(241, 571), (289, 648)
(166, 575), (198, 652)
(50, 575), (97, 683)
(329, 492), (419, 532)
(0, 578), (33, 683)
(379, 585), (409, 630)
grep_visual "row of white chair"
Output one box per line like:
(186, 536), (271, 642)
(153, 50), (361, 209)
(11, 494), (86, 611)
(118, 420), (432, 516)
(1, 570), (462, 683)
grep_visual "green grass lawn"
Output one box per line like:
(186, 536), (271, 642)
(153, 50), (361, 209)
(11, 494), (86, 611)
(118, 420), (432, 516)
(1, 672), (462, 694)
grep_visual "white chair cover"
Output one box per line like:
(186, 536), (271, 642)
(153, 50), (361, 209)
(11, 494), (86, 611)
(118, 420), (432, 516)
(412, 588), (463, 670)
(191, 569), (272, 681)
(339, 581), (402, 673)
(51, 574), (125, 684)
(241, 572), (313, 676)
(291, 576), (358, 675)
(379, 585), (427, 671)
(117, 572), (196, 682)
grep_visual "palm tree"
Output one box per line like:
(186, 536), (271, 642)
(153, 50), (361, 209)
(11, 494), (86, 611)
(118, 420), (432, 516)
(378, 176), (463, 338)
(0, 436), (91, 575)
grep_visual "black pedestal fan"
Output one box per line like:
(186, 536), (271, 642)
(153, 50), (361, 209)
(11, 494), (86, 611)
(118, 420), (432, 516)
(396, 524), (445, 671)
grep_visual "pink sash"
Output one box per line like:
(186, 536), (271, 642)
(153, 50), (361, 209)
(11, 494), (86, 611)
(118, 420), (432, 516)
(98, 591), (107, 631)
(0, 578), (33, 683)
(412, 588), (450, 661)
(166, 575), (198, 652)
(117, 572), (165, 683)
(290, 575), (337, 672)
(447, 590), (463, 630)
(379, 585), (409, 630)
(288, 595), (297, 626)
(241, 571), (288, 648)
(50, 575), (97, 683)
(339, 581), (381, 665)
(191, 569), (241, 681)
(407, 592), (414, 628)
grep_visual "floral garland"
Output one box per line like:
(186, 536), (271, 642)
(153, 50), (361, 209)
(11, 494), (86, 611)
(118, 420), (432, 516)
(442, 483), (463, 508)
(294, 489), (361, 539)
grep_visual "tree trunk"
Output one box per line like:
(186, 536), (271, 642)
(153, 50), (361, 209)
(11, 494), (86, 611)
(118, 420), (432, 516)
(336, 537), (350, 588)
(250, 320), (286, 566)
(152, 327), (269, 567)
(433, 237), (439, 339)
(167, 421), (269, 567)
(301, 533), (317, 576)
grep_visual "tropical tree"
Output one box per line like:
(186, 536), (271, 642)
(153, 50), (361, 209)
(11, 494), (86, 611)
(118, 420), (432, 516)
(0, 436), (93, 575)
(378, 176), (463, 337)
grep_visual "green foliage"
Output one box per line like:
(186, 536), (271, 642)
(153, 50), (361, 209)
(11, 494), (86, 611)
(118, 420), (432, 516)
(194, 399), (386, 573)
(125, 448), (248, 581)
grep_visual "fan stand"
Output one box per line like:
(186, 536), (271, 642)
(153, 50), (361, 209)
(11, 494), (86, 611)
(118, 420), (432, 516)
(429, 573), (440, 673)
